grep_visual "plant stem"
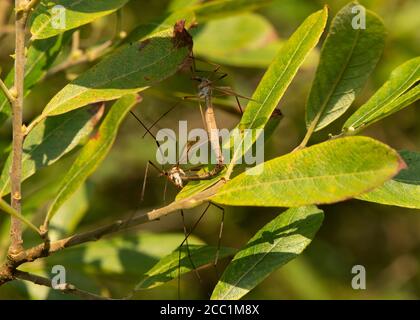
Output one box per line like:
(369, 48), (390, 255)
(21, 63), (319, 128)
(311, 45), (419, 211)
(0, 181), (224, 274)
(23, 0), (41, 12)
(71, 30), (80, 54)
(0, 198), (41, 235)
(9, 0), (29, 257)
(0, 77), (15, 104)
(296, 118), (318, 151)
(13, 270), (113, 300)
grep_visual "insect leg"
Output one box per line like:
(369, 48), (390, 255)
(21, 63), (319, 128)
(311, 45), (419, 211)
(210, 202), (225, 268)
(180, 210), (202, 282)
(140, 161), (150, 202)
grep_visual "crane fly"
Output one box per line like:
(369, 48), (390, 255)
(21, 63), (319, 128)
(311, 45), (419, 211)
(130, 54), (253, 298)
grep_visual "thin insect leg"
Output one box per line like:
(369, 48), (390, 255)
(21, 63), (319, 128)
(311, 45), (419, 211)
(130, 111), (172, 170)
(189, 51), (198, 76)
(179, 203), (211, 248)
(209, 65), (221, 79)
(198, 99), (207, 131)
(182, 95), (200, 101)
(190, 53), (227, 79)
(140, 161), (150, 202)
(147, 160), (164, 174)
(180, 210), (202, 282)
(185, 139), (198, 164)
(130, 111), (159, 145)
(192, 55), (223, 71)
(210, 202), (225, 268)
(163, 178), (168, 204)
(217, 73), (228, 81)
(142, 101), (181, 138)
(213, 87), (255, 101)
(235, 95), (243, 115)
(176, 203), (211, 299)
(178, 246), (182, 300)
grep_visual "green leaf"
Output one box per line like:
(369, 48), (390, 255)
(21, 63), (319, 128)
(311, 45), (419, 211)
(125, 0), (272, 46)
(167, 0), (201, 12)
(49, 183), (90, 240)
(194, 13), (283, 68)
(239, 6), (327, 133)
(0, 106), (103, 197)
(30, 0), (129, 40)
(46, 232), (205, 276)
(122, 10), (196, 44)
(176, 176), (221, 201)
(44, 94), (138, 222)
(136, 245), (237, 290)
(0, 33), (71, 125)
(357, 151), (420, 209)
(175, 112), (282, 201)
(41, 28), (192, 117)
(212, 136), (405, 207)
(305, 2), (386, 132)
(227, 6), (328, 172)
(343, 56), (420, 133)
(193, 0), (273, 21)
(182, 6), (328, 191)
(211, 206), (323, 300)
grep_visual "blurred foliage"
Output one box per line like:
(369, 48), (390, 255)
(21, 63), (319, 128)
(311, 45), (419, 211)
(0, 0), (419, 299)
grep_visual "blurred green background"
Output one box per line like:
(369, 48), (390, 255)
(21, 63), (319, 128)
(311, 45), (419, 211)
(0, 0), (419, 299)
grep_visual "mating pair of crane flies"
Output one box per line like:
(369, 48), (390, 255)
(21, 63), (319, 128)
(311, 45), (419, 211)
(130, 54), (251, 298)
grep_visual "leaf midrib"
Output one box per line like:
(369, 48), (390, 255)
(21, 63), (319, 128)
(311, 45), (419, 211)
(308, 26), (361, 130)
(0, 112), (88, 195)
(348, 64), (420, 128)
(245, 16), (318, 131)
(49, 132), (116, 213)
(44, 42), (179, 114)
(217, 210), (305, 299)
(217, 166), (398, 196)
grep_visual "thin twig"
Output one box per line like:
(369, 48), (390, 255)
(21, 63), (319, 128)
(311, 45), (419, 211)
(9, 0), (29, 257)
(9, 181), (224, 271)
(0, 77), (15, 104)
(71, 30), (81, 54)
(295, 119), (318, 151)
(13, 270), (112, 300)
(23, 0), (41, 12)
(0, 198), (41, 235)
(45, 40), (112, 78)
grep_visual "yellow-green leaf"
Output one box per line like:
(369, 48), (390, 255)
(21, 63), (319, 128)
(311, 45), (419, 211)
(45, 94), (139, 223)
(30, 0), (130, 40)
(41, 27), (192, 117)
(305, 2), (386, 132)
(357, 150), (420, 209)
(0, 33), (71, 125)
(228, 6), (328, 173)
(0, 106), (103, 197)
(212, 136), (404, 207)
(343, 56), (420, 133)
(194, 13), (283, 68)
(136, 245), (237, 290)
(211, 206), (323, 300)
